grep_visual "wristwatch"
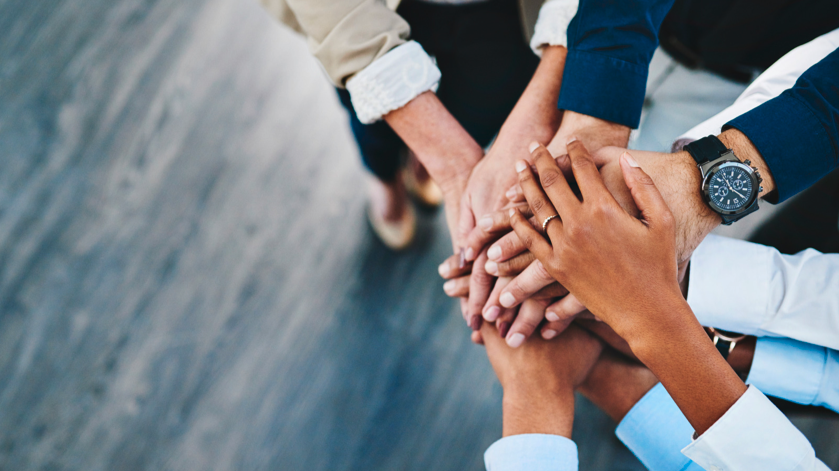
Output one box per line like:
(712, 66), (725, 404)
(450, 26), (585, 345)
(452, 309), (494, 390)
(684, 135), (763, 225)
(707, 327), (747, 361)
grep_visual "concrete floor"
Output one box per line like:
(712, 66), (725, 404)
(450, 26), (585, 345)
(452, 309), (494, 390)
(0, 0), (836, 470)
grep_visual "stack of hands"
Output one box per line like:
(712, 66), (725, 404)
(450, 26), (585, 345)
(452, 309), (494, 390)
(440, 129), (752, 431)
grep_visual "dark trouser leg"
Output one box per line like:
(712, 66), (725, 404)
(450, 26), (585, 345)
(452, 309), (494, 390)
(400, 0), (539, 147)
(337, 0), (539, 182)
(336, 88), (404, 183)
(749, 169), (839, 254)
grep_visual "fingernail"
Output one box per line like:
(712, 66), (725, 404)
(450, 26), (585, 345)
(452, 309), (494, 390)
(593, 315), (603, 322)
(567, 136), (578, 145)
(623, 152), (640, 168)
(443, 280), (456, 294)
(478, 216), (493, 231)
(498, 322), (511, 339)
(458, 248), (466, 269)
(545, 311), (560, 322)
(438, 263), (450, 277)
(505, 188), (517, 200)
(542, 329), (558, 340)
(500, 292), (516, 308)
(464, 247), (475, 261)
(487, 245), (502, 260)
(470, 316), (482, 331)
(515, 160), (527, 172)
(485, 260), (498, 275)
(484, 306), (500, 322)
(508, 208), (516, 217)
(506, 332), (525, 348)
(528, 141), (540, 153)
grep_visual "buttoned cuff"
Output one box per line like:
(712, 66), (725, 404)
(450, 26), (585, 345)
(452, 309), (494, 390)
(682, 386), (818, 471)
(747, 337), (825, 406)
(345, 41), (441, 124)
(557, 49), (647, 128)
(687, 235), (772, 335)
(529, 0), (579, 56)
(616, 383), (695, 471)
(484, 434), (578, 471)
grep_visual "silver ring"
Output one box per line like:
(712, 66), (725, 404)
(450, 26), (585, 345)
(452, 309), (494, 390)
(542, 214), (559, 231)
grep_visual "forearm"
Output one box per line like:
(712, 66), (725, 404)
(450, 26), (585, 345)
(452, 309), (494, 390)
(384, 91), (483, 193)
(497, 46), (566, 150)
(624, 299), (747, 435)
(578, 348), (657, 423)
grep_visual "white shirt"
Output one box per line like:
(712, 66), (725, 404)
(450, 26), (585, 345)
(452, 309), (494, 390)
(688, 235), (839, 351)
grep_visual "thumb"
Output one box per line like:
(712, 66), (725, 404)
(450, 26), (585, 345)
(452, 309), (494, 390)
(619, 152), (670, 228)
(456, 191), (475, 259)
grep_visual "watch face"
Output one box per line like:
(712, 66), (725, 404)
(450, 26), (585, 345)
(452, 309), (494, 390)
(706, 163), (755, 212)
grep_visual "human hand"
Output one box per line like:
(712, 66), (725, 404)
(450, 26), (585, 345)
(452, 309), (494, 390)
(451, 47), (568, 330)
(508, 140), (681, 340)
(481, 321), (603, 437)
(545, 110), (630, 159)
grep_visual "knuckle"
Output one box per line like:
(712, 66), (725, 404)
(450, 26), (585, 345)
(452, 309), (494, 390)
(571, 154), (594, 170)
(530, 197), (546, 213)
(533, 260), (553, 281)
(539, 169), (562, 188)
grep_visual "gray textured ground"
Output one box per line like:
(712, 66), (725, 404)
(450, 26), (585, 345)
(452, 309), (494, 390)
(0, 0), (836, 470)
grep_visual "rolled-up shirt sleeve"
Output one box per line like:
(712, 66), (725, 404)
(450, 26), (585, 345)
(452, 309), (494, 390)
(724, 47), (839, 203)
(747, 337), (839, 413)
(529, 0), (580, 56)
(345, 41), (441, 123)
(483, 434), (578, 471)
(557, 0), (675, 128)
(688, 234), (839, 350)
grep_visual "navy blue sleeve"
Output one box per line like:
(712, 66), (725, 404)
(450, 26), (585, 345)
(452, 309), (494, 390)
(557, 0), (675, 128)
(725, 48), (839, 203)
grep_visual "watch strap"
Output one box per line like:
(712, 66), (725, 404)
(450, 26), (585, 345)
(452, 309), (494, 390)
(684, 135), (729, 165)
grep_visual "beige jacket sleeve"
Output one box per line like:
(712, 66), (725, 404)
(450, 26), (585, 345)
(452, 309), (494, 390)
(259, 0), (410, 87)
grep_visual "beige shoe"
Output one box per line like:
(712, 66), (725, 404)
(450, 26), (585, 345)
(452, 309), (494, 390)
(367, 203), (417, 251)
(403, 167), (443, 208)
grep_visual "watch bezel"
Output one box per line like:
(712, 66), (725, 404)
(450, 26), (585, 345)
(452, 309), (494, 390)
(701, 161), (760, 215)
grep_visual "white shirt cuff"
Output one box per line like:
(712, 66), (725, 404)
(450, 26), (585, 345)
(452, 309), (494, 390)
(529, 0), (579, 56)
(682, 386), (824, 471)
(345, 41), (441, 124)
(484, 434), (578, 471)
(747, 337), (825, 406)
(687, 235), (772, 335)
(616, 383), (696, 471)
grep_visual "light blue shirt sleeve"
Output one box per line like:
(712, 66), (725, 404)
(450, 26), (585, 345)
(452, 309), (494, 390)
(748, 337), (839, 413)
(615, 383), (704, 471)
(483, 433), (578, 471)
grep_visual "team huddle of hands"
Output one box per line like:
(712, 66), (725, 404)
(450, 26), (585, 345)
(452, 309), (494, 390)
(436, 135), (747, 437)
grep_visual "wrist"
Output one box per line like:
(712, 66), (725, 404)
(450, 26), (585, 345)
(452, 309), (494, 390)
(383, 92), (483, 193)
(502, 389), (574, 438)
(618, 294), (697, 359)
(717, 129), (776, 199)
(637, 150), (720, 263)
